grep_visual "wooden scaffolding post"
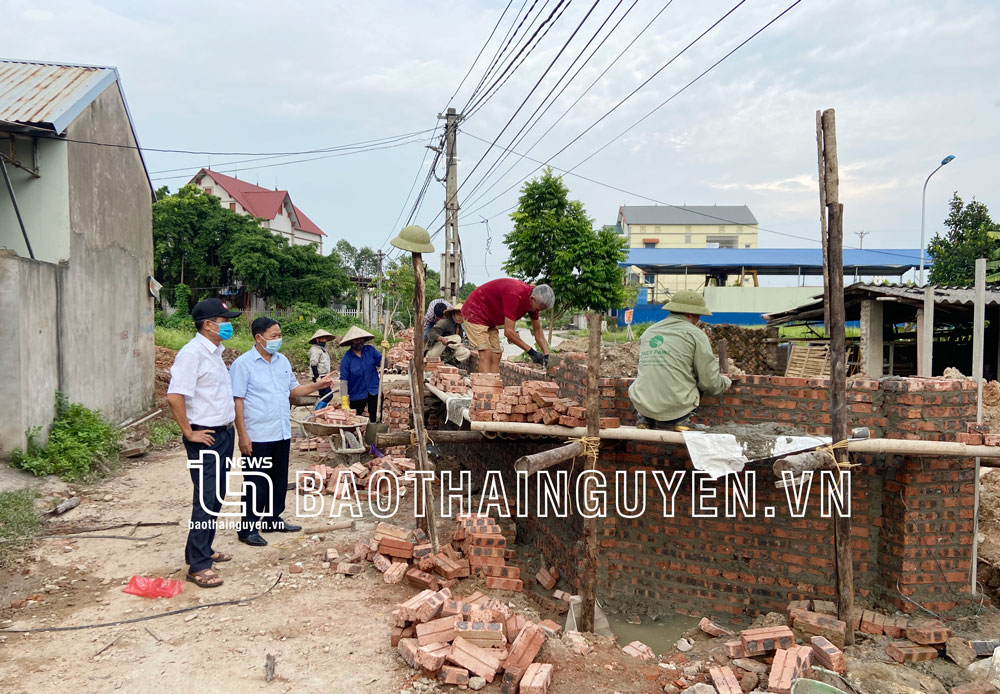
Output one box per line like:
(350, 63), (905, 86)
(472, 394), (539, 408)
(820, 108), (855, 646)
(580, 312), (602, 633)
(816, 110), (831, 331)
(409, 252), (439, 551)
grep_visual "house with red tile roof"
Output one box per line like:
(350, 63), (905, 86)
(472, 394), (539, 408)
(189, 168), (325, 252)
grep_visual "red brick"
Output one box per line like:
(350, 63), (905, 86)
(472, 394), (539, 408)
(950, 683), (1000, 694)
(416, 615), (461, 646)
(709, 665), (742, 694)
(520, 662), (553, 694)
(725, 640), (748, 658)
(455, 620), (506, 648)
(384, 561), (408, 584)
(739, 626), (795, 655)
(485, 576), (523, 592)
(505, 624), (545, 680)
(887, 640), (938, 663)
(906, 619), (954, 645)
(699, 616), (734, 637)
(398, 637), (420, 669)
(810, 635), (846, 674)
(415, 641), (451, 671)
(535, 568), (556, 590)
(335, 562), (363, 576)
(405, 568), (440, 591)
(437, 665), (470, 686)
(538, 619), (562, 636)
(446, 636), (501, 683)
(792, 610), (847, 648)
(623, 641), (655, 660)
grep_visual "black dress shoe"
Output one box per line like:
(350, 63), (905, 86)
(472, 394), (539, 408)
(261, 518), (302, 533)
(237, 532), (268, 546)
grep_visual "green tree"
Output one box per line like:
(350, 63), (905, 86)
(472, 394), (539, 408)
(383, 255), (442, 326)
(927, 192), (1000, 285)
(503, 169), (627, 336)
(459, 282), (477, 300)
(153, 185), (350, 307)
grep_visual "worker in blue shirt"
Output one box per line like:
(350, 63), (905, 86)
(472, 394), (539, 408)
(338, 325), (381, 418)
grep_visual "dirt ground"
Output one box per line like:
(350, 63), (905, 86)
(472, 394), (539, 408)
(0, 442), (663, 694)
(555, 338), (640, 379)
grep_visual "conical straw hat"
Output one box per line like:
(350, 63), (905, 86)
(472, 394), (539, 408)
(309, 329), (335, 344)
(339, 325), (376, 346)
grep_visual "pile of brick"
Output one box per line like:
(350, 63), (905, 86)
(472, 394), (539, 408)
(429, 364), (469, 395)
(296, 437), (325, 451)
(309, 406), (364, 426)
(297, 455), (415, 496)
(386, 328), (416, 372)
(469, 377), (620, 428)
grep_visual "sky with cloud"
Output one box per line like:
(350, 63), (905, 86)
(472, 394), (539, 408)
(4, 0), (997, 285)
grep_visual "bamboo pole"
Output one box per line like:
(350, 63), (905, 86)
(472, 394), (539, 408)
(580, 313), (601, 633)
(514, 441), (586, 475)
(821, 107), (854, 646)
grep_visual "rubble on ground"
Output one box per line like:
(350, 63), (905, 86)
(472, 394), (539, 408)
(298, 454), (414, 495)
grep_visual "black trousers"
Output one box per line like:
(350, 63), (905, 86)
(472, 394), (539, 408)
(238, 438), (291, 535)
(183, 426), (235, 573)
(350, 394), (379, 420)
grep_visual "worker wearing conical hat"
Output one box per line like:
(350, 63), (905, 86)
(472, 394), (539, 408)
(629, 291), (731, 431)
(426, 303), (470, 366)
(308, 329), (334, 399)
(338, 325), (381, 418)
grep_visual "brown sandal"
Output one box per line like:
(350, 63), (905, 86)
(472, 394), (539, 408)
(211, 551), (232, 562)
(186, 568), (223, 588)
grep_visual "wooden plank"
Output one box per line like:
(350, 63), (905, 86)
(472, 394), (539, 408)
(580, 312), (601, 633)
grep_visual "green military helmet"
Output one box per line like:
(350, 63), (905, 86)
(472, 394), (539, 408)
(663, 290), (712, 316)
(390, 225), (435, 253)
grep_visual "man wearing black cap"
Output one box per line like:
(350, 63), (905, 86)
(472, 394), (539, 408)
(166, 298), (241, 588)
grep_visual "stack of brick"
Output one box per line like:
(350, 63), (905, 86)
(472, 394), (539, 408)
(296, 455), (415, 498)
(430, 365), (470, 395)
(309, 406), (365, 426)
(468, 378), (621, 428)
(386, 327), (415, 372)
(455, 513), (523, 592)
(296, 437), (325, 451)
(395, 589), (550, 691)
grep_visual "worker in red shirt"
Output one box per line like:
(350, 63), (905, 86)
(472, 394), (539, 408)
(461, 278), (554, 373)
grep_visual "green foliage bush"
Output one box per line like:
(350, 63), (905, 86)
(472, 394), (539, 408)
(10, 393), (121, 481)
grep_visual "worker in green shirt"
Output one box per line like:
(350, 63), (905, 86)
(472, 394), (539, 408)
(628, 290), (731, 430)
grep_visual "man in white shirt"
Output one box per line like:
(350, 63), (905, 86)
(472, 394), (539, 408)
(166, 298), (241, 589)
(230, 317), (333, 546)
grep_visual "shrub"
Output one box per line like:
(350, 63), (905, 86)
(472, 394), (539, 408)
(10, 393), (122, 481)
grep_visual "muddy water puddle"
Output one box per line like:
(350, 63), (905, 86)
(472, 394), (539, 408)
(604, 611), (701, 656)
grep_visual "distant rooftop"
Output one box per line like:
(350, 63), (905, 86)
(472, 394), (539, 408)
(619, 205), (758, 226)
(623, 247), (924, 276)
(192, 168), (325, 237)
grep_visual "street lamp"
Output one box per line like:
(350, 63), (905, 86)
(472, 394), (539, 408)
(919, 154), (956, 285)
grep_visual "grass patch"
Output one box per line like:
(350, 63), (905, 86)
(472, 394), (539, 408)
(0, 488), (39, 568)
(148, 418), (181, 446)
(9, 393), (121, 481)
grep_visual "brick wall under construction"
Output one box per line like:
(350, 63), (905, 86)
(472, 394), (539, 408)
(389, 355), (981, 623)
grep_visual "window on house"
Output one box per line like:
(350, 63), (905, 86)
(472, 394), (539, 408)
(684, 235), (692, 244)
(685, 225), (692, 232)
(644, 242), (656, 249)
(643, 273), (654, 285)
(204, 187), (213, 196)
(229, 202), (236, 211)
(706, 235), (737, 248)
(745, 244), (751, 248)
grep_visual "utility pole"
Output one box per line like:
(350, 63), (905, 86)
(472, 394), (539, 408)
(855, 230), (869, 249)
(439, 107), (462, 302)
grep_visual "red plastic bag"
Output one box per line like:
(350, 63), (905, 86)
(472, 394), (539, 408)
(122, 575), (185, 598)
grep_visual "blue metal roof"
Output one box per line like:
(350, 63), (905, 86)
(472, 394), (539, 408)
(622, 248), (924, 276)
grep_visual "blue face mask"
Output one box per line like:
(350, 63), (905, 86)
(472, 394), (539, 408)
(263, 338), (282, 354)
(216, 322), (233, 340)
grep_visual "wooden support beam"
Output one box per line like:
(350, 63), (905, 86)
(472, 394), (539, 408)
(972, 258), (986, 592)
(820, 107), (854, 647)
(409, 249), (439, 552)
(918, 285), (935, 376)
(514, 441), (586, 476)
(376, 430), (485, 447)
(717, 338), (729, 374)
(860, 299), (883, 377)
(580, 313), (601, 634)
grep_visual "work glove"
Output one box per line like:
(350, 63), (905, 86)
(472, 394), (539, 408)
(341, 395), (350, 410)
(527, 348), (545, 365)
(540, 353), (549, 368)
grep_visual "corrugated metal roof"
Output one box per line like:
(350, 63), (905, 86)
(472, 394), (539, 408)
(622, 248), (923, 276)
(619, 205), (759, 226)
(0, 60), (118, 133)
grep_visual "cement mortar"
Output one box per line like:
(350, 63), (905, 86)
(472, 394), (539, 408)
(709, 421), (814, 461)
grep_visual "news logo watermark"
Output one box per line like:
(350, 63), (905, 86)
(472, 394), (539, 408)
(187, 451), (275, 527)
(294, 468), (852, 520)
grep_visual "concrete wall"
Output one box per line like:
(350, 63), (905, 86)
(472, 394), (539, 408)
(623, 223), (759, 249)
(704, 286), (820, 314)
(0, 136), (70, 263)
(0, 251), (61, 452)
(59, 85), (155, 426)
